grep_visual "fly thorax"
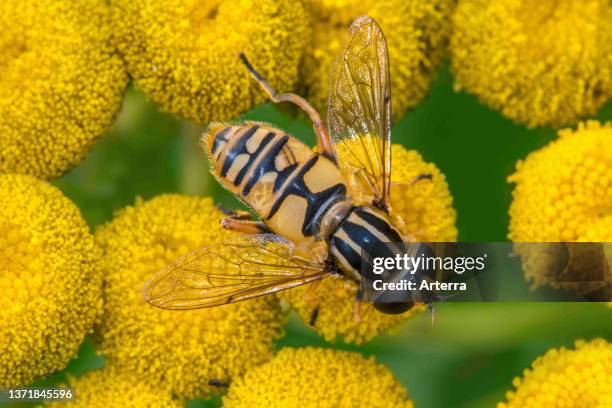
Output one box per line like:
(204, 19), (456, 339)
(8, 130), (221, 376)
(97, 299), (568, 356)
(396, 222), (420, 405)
(319, 200), (353, 241)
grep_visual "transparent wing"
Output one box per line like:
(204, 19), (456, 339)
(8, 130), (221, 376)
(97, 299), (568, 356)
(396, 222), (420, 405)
(142, 234), (330, 310)
(328, 16), (392, 211)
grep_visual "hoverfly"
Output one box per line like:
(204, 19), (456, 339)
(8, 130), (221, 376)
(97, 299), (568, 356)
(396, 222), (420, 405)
(143, 16), (435, 314)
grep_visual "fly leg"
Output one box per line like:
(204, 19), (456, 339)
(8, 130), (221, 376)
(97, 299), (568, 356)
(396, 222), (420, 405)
(309, 307), (320, 327)
(239, 52), (337, 162)
(218, 205), (270, 234)
(411, 173), (433, 184)
(219, 208), (253, 220)
(221, 218), (271, 234)
(303, 280), (323, 327)
(209, 379), (229, 388)
(390, 173), (433, 190)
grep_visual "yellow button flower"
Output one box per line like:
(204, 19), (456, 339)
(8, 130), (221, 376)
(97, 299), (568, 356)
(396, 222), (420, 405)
(498, 339), (612, 408)
(111, 0), (310, 124)
(44, 365), (181, 408)
(0, 174), (102, 388)
(301, 0), (455, 122)
(509, 121), (611, 242)
(0, 0), (127, 179)
(224, 347), (414, 407)
(508, 122), (611, 295)
(451, 0), (612, 128)
(95, 195), (285, 398)
(282, 144), (457, 343)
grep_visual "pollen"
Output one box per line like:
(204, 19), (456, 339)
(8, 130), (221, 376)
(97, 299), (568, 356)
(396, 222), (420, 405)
(451, 0), (612, 128)
(43, 365), (181, 408)
(223, 347), (414, 407)
(111, 0), (310, 124)
(282, 143), (457, 344)
(95, 195), (286, 398)
(497, 339), (612, 408)
(300, 0), (455, 123)
(0, 174), (102, 388)
(0, 0), (127, 179)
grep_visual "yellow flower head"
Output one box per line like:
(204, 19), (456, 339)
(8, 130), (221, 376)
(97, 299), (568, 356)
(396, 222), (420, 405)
(111, 0), (310, 124)
(509, 121), (611, 242)
(223, 347), (414, 407)
(498, 339), (612, 408)
(0, 174), (102, 388)
(300, 0), (455, 122)
(282, 144), (457, 344)
(508, 121), (611, 294)
(95, 195), (285, 398)
(451, 0), (612, 128)
(43, 365), (181, 408)
(0, 0), (127, 179)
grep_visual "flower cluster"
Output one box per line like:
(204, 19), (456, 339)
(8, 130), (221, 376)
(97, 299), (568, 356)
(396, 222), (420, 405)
(95, 195), (286, 398)
(301, 0), (455, 122)
(498, 339), (612, 407)
(282, 144), (457, 343)
(43, 365), (181, 408)
(0, 0), (127, 179)
(451, 0), (612, 128)
(0, 175), (102, 388)
(223, 347), (414, 407)
(111, 0), (310, 124)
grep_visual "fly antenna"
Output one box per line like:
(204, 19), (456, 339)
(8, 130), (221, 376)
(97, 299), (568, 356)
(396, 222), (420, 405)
(239, 52), (278, 99)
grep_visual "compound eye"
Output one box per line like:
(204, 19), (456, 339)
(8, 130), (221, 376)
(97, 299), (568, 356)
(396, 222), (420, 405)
(373, 301), (415, 314)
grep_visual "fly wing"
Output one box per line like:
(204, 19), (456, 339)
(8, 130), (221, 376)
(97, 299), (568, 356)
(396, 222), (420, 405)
(142, 234), (330, 310)
(328, 16), (392, 211)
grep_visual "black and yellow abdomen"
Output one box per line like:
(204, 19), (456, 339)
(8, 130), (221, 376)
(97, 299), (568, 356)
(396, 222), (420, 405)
(204, 122), (348, 245)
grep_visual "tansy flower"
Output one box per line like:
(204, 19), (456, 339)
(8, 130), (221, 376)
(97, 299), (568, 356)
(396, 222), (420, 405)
(282, 144), (457, 343)
(451, 0), (612, 128)
(95, 195), (285, 398)
(0, 0), (127, 179)
(43, 365), (181, 408)
(509, 121), (611, 241)
(0, 174), (102, 388)
(497, 339), (612, 408)
(223, 347), (414, 407)
(300, 0), (455, 122)
(508, 121), (611, 295)
(111, 0), (310, 124)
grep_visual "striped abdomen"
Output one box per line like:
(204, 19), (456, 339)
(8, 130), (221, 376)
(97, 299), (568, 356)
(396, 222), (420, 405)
(204, 122), (347, 245)
(329, 206), (404, 280)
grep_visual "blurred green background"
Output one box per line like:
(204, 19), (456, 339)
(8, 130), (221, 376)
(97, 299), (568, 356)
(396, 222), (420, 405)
(11, 63), (612, 408)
